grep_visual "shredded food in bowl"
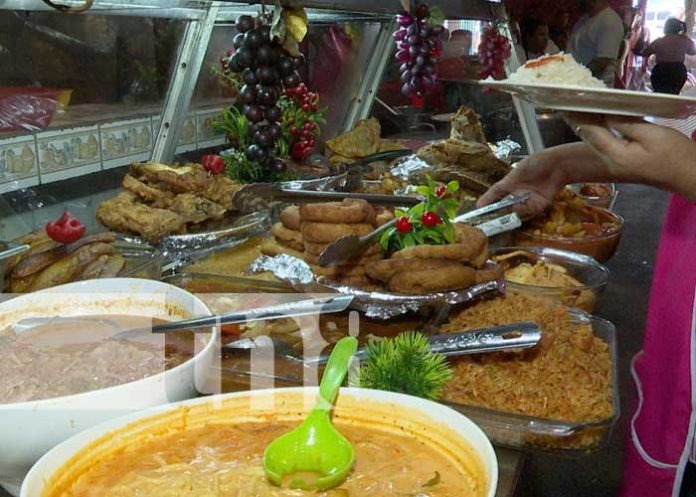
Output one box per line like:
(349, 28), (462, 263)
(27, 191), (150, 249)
(442, 294), (613, 424)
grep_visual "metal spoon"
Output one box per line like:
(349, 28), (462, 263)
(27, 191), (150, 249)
(13, 295), (354, 346)
(223, 321), (541, 365)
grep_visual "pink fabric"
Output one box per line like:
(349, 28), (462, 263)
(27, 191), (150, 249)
(647, 35), (696, 64)
(620, 195), (696, 497)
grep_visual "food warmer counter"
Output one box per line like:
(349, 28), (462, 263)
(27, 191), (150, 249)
(0, 1), (571, 496)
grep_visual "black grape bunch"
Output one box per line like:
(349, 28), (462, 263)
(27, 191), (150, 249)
(393, 4), (445, 99)
(227, 14), (305, 173)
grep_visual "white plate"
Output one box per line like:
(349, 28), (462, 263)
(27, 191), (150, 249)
(482, 81), (696, 119)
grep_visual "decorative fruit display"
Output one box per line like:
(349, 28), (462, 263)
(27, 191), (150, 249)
(393, 4), (445, 98)
(212, 4), (325, 182)
(280, 83), (325, 160)
(478, 25), (512, 80)
(379, 178), (460, 252)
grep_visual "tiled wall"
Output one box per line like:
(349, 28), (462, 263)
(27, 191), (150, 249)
(0, 107), (226, 194)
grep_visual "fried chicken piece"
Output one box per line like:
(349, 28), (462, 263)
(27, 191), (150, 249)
(97, 192), (186, 242)
(129, 162), (211, 194)
(391, 223), (488, 268)
(129, 162), (240, 210)
(169, 194), (227, 224)
(80, 254), (126, 279)
(122, 174), (175, 207)
(204, 174), (240, 210)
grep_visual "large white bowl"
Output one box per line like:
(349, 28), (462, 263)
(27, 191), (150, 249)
(23, 387), (498, 497)
(0, 278), (218, 496)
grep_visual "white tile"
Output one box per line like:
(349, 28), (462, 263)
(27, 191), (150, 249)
(39, 162), (102, 184)
(100, 117), (153, 167)
(36, 125), (101, 175)
(196, 109), (227, 146)
(0, 135), (39, 186)
(0, 176), (40, 195)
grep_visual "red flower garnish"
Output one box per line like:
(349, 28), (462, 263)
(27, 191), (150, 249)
(201, 154), (225, 175)
(396, 216), (412, 233)
(422, 211), (442, 227)
(45, 211), (85, 244)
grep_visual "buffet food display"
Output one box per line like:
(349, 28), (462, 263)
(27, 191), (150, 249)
(0, 1), (654, 495)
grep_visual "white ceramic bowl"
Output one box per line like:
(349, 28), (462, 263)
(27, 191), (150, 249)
(23, 388), (498, 497)
(0, 278), (218, 496)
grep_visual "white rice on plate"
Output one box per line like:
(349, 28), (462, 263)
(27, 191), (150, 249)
(506, 53), (606, 88)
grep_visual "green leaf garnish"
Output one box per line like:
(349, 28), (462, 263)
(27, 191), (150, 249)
(355, 332), (453, 401)
(379, 177), (462, 253)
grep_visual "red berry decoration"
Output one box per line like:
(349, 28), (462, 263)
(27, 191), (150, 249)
(45, 211), (86, 244)
(422, 211), (441, 227)
(435, 185), (447, 198)
(478, 26), (512, 80)
(396, 216), (413, 233)
(201, 154), (226, 175)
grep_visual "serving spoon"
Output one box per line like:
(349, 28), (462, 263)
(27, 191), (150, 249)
(264, 336), (358, 490)
(12, 296), (353, 347)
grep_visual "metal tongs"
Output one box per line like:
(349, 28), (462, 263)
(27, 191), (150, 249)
(232, 183), (422, 214)
(224, 321), (542, 365)
(318, 192), (530, 267)
(12, 295), (354, 345)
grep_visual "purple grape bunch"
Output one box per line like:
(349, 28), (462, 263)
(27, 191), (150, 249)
(226, 14), (306, 172)
(393, 5), (444, 98)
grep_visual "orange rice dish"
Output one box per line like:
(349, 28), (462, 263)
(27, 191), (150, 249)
(442, 294), (613, 423)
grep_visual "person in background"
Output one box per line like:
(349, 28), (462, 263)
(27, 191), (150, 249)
(638, 17), (696, 95)
(550, 11), (571, 51)
(441, 29), (473, 60)
(478, 115), (696, 497)
(515, 18), (560, 63)
(568, 0), (625, 86)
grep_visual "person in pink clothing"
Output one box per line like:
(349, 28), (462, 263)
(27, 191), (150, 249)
(479, 117), (696, 497)
(638, 17), (696, 94)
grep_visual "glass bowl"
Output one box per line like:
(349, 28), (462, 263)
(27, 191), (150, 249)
(492, 247), (610, 313)
(567, 183), (617, 209)
(513, 207), (624, 263)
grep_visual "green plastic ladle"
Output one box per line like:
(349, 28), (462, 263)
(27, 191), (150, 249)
(263, 336), (358, 490)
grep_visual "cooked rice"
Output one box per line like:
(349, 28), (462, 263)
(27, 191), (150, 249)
(442, 294), (613, 423)
(506, 53), (606, 88)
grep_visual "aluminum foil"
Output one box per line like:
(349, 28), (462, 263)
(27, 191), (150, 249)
(389, 154), (432, 181)
(280, 173), (351, 192)
(247, 254), (315, 286)
(489, 139), (523, 161)
(246, 254), (505, 319)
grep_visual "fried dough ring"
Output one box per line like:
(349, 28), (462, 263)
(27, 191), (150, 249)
(271, 223), (304, 252)
(388, 263), (477, 294)
(475, 265), (504, 284)
(391, 223), (488, 268)
(309, 263), (367, 278)
(300, 199), (372, 224)
(365, 258), (455, 283)
(301, 222), (374, 243)
(279, 205), (301, 231)
(333, 275), (374, 289)
(374, 208), (395, 227)
(303, 240), (381, 258)
(260, 239), (305, 260)
(303, 250), (381, 266)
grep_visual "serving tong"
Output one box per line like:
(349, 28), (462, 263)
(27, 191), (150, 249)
(317, 192), (531, 267)
(224, 321), (542, 365)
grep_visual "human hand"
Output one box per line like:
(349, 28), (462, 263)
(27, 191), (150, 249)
(566, 113), (696, 199)
(476, 152), (568, 217)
